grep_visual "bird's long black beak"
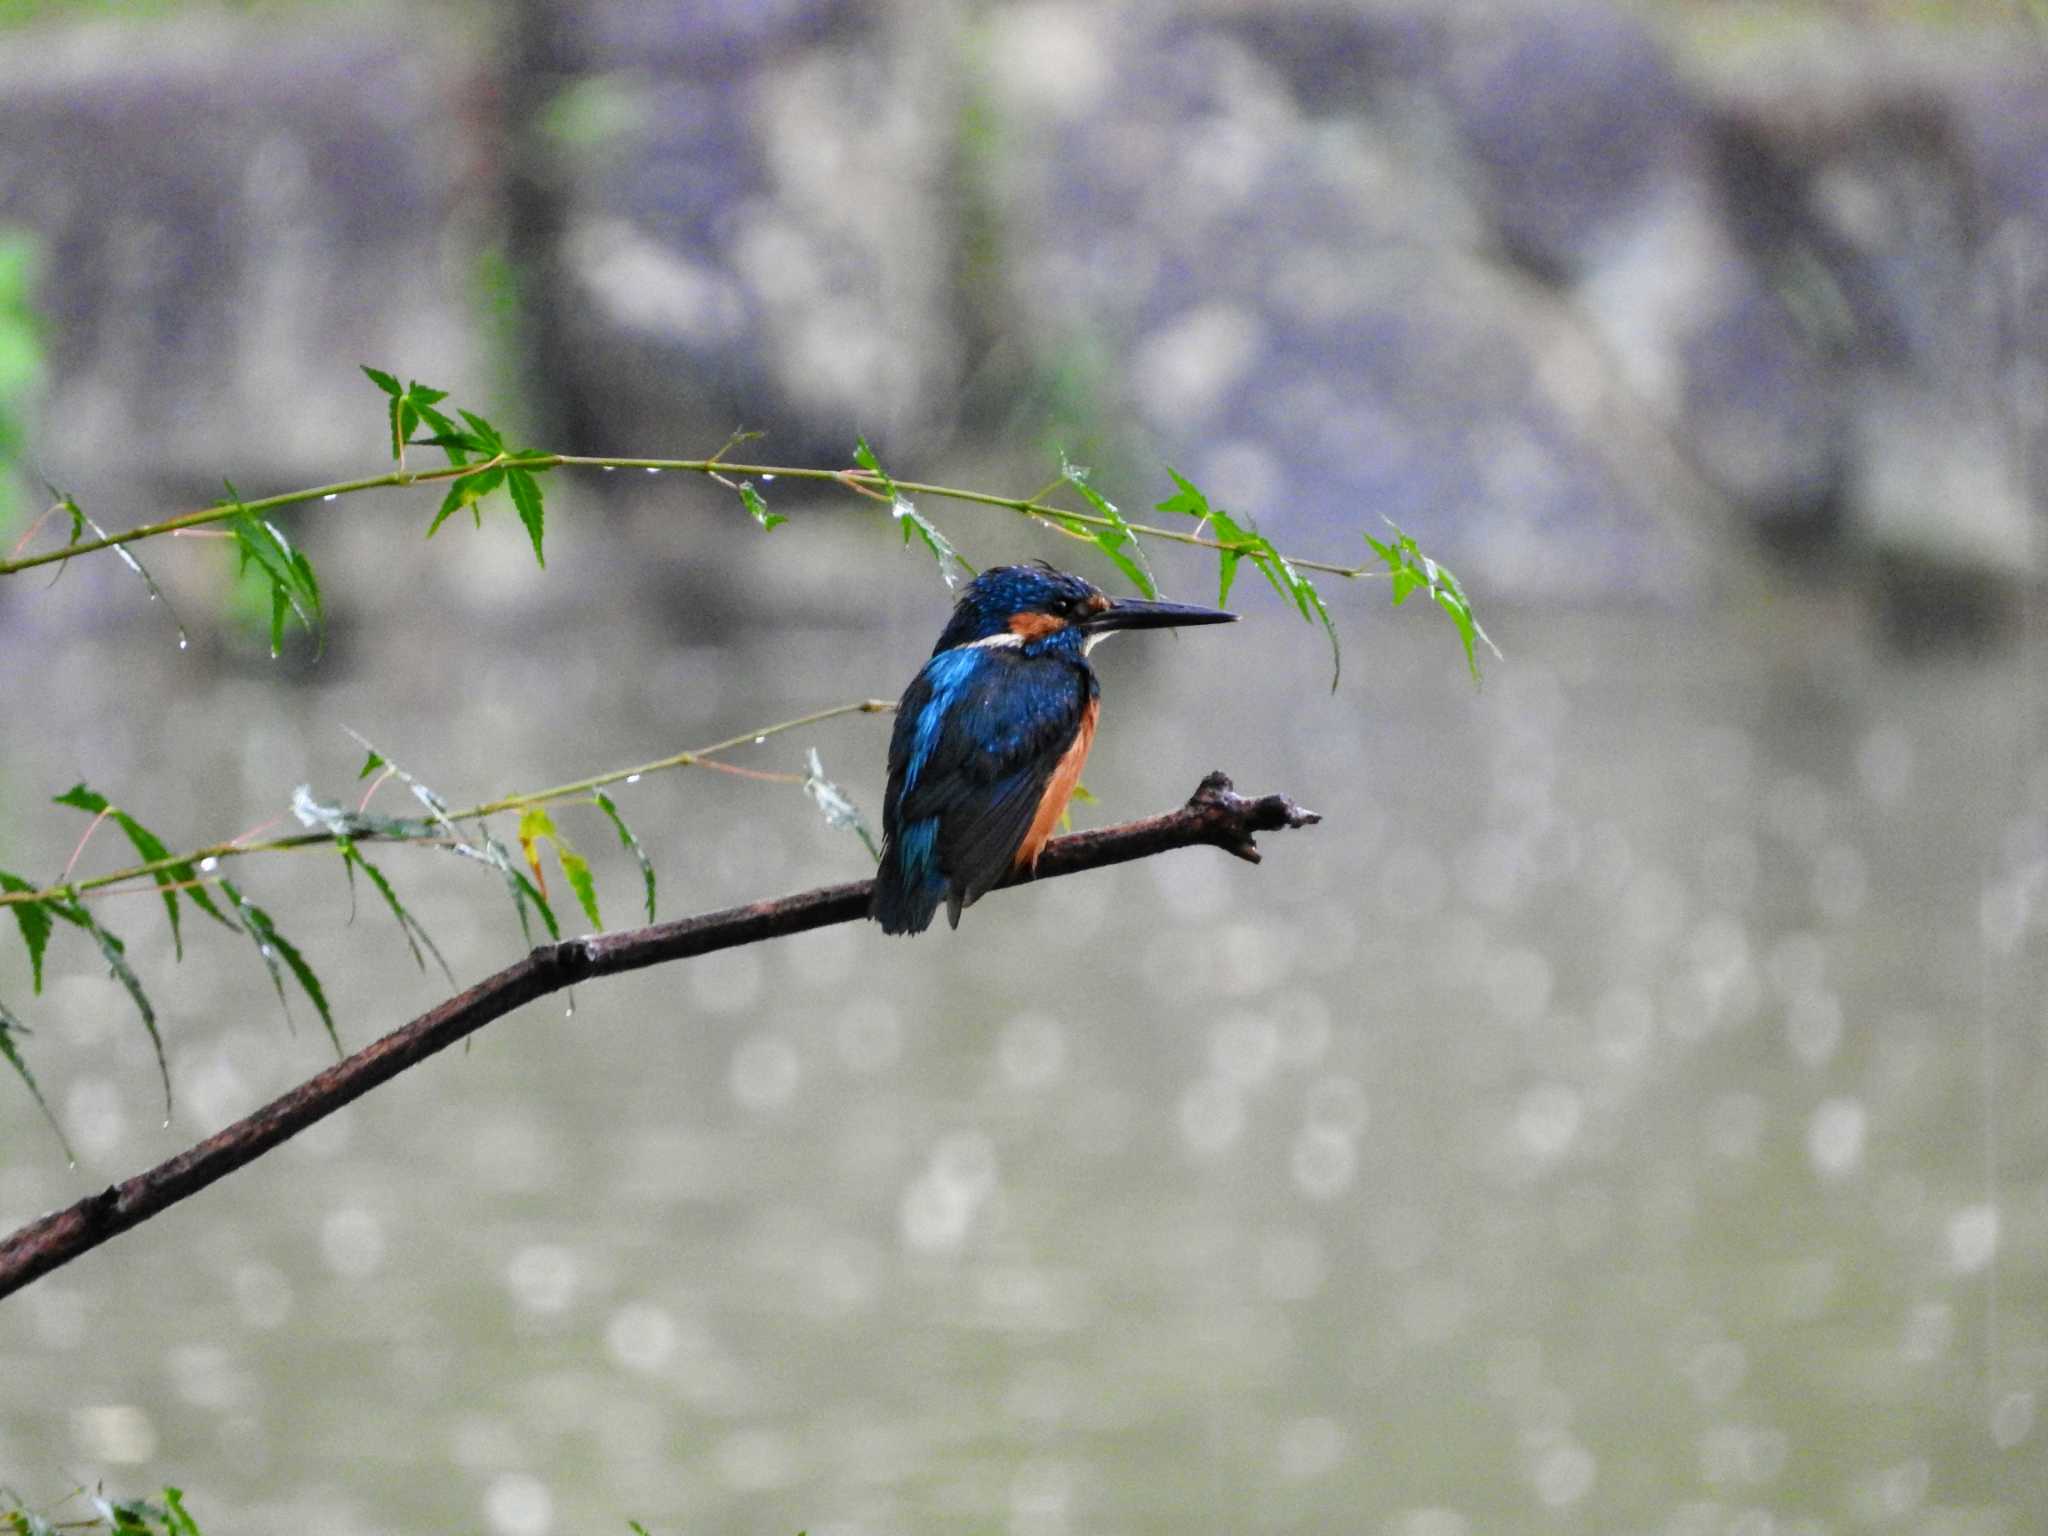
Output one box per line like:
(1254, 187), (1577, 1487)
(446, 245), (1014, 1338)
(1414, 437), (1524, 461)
(1082, 596), (1239, 633)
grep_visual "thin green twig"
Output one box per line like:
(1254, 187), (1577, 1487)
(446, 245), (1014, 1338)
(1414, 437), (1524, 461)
(0, 698), (895, 910)
(0, 453), (1386, 581)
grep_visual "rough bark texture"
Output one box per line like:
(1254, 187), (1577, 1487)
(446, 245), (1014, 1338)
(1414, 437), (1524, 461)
(0, 773), (1317, 1302)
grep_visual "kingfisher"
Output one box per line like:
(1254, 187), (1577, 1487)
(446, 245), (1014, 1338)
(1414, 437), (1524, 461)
(871, 562), (1237, 935)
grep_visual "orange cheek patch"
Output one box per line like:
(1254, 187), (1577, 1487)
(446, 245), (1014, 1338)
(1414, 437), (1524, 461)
(1009, 611), (1066, 640)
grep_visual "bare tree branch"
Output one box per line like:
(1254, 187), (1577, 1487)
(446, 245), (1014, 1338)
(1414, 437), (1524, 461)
(0, 774), (1318, 1302)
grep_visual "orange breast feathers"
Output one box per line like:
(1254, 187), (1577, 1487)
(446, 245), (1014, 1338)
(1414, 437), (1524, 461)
(1014, 698), (1098, 873)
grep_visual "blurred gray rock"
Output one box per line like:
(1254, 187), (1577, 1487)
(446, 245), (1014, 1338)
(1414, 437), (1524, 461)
(982, 3), (1725, 599)
(518, 0), (962, 461)
(986, 1), (2046, 607)
(0, 17), (476, 504)
(1701, 28), (2048, 595)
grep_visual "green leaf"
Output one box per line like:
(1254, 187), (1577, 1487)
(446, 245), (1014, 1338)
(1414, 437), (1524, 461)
(53, 785), (236, 957)
(413, 421), (477, 465)
(803, 748), (881, 862)
(1155, 465), (1211, 520)
(357, 749), (387, 780)
(67, 500), (184, 643)
(891, 495), (973, 583)
(852, 435), (897, 500)
(457, 408), (505, 454)
(593, 791), (656, 923)
(161, 1488), (202, 1536)
(0, 869), (51, 992)
(558, 846), (600, 932)
(338, 839), (454, 985)
(738, 480), (786, 532)
(0, 998), (73, 1160)
(1061, 456), (1157, 597)
(360, 365), (401, 397)
(224, 504), (323, 657)
(480, 830), (559, 946)
(1364, 521), (1499, 685)
(220, 878), (338, 1056)
(518, 807), (601, 932)
(47, 898), (169, 1115)
(428, 466), (504, 536)
(52, 782), (108, 814)
(507, 468), (546, 567)
(856, 437), (971, 579)
(1270, 551), (1340, 690)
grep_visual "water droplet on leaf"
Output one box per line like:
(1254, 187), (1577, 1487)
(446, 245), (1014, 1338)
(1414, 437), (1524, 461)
(754, 736), (766, 745)
(760, 474), (776, 483)
(645, 467), (660, 475)
(198, 857), (219, 873)
(625, 773), (641, 785)
(322, 493), (338, 503)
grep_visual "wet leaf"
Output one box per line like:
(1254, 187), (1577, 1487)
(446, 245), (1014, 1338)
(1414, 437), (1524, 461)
(1061, 456), (1157, 598)
(69, 503), (185, 646)
(593, 791), (656, 923)
(54, 784), (237, 955)
(0, 869), (51, 992)
(0, 998), (72, 1160)
(892, 496), (972, 585)
(222, 498), (323, 657)
(480, 830), (559, 946)
(220, 878), (337, 1056)
(47, 898), (168, 1115)
(738, 480), (785, 532)
(803, 749), (880, 862)
(338, 839), (453, 985)
(852, 435), (897, 500)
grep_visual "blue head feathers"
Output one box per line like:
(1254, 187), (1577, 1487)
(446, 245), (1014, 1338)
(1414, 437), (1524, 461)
(929, 563), (1111, 653)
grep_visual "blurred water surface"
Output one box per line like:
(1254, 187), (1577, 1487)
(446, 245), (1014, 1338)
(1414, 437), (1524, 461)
(2, 499), (2044, 1532)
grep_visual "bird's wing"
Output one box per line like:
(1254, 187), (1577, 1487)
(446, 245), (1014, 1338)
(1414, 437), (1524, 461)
(895, 650), (1090, 913)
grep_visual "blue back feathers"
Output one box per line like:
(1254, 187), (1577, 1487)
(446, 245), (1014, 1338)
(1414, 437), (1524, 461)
(873, 566), (1106, 934)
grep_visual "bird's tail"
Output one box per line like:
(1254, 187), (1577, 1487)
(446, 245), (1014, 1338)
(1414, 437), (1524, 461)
(871, 820), (946, 935)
